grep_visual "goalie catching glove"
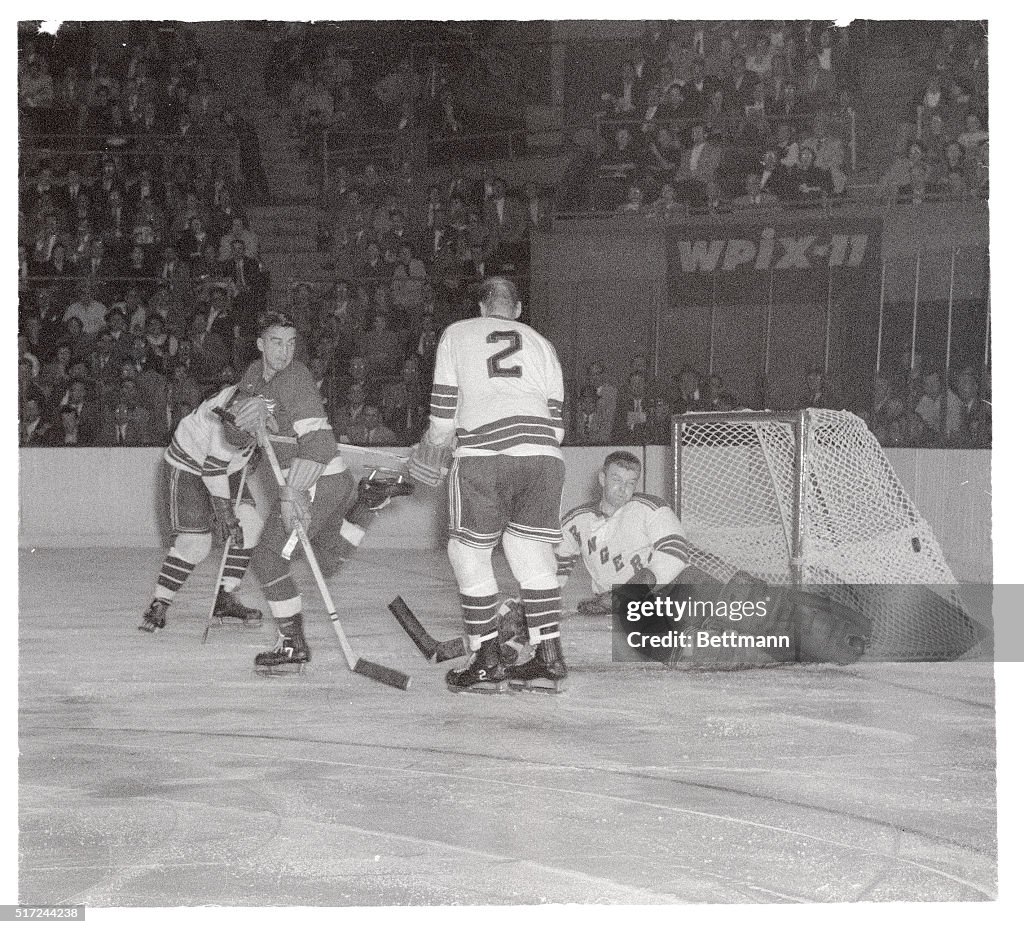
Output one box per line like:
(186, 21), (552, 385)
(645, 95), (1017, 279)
(210, 496), (244, 547)
(279, 457), (324, 535)
(408, 438), (452, 487)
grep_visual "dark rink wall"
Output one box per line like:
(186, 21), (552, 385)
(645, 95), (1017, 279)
(531, 201), (989, 409)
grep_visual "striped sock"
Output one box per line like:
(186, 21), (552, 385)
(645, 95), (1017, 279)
(154, 552), (196, 603)
(461, 592), (499, 652)
(521, 587), (562, 643)
(220, 547), (252, 593)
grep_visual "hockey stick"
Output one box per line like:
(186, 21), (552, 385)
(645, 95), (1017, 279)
(207, 460), (249, 619)
(257, 427), (411, 690)
(388, 596), (466, 662)
(202, 461), (252, 645)
(336, 442), (410, 468)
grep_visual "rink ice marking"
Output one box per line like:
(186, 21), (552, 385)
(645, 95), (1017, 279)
(37, 729), (996, 901)
(47, 791), (684, 907)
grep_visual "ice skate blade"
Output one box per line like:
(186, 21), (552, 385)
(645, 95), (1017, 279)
(508, 678), (564, 695)
(253, 662), (307, 677)
(446, 680), (507, 695)
(202, 617), (263, 644)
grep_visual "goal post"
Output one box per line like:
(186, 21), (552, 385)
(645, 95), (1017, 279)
(671, 408), (981, 661)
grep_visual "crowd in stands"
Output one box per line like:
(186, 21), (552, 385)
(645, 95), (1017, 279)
(876, 25), (988, 204)
(556, 353), (991, 450)
(19, 21), (990, 452)
(18, 22), (271, 447)
(557, 20), (859, 213)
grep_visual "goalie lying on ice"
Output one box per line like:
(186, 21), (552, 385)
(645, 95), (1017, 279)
(555, 450), (870, 667)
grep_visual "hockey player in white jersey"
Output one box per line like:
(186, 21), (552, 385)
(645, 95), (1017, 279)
(140, 385), (264, 632)
(408, 277), (567, 693)
(557, 450), (690, 612)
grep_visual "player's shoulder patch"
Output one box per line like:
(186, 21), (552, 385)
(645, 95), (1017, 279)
(630, 492), (670, 511)
(561, 500), (602, 525)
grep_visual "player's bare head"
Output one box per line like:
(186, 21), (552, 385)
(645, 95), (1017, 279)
(599, 451), (642, 514)
(256, 313), (297, 374)
(478, 276), (521, 320)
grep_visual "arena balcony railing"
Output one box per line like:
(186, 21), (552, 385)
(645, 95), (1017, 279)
(20, 132), (242, 177)
(320, 124), (542, 190)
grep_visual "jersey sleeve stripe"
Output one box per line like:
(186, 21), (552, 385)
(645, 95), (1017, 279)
(631, 492), (669, 510)
(294, 416), (330, 437)
(653, 534), (690, 551)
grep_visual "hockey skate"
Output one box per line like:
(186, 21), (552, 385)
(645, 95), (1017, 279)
(358, 470), (414, 511)
(506, 637), (568, 694)
(213, 590), (263, 626)
(254, 615), (310, 675)
(203, 590), (264, 644)
(139, 598), (169, 633)
(445, 639), (507, 694)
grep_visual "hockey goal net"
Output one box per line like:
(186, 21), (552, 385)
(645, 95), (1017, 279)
(671, 409), (980, 661)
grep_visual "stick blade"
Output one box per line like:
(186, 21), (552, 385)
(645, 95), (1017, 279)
(388, 596), (438, 660)
(434, 636), (467, 663)
(353, 657), (412, 691)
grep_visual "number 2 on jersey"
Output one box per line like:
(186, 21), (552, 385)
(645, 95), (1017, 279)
(486, 330), (523, 378)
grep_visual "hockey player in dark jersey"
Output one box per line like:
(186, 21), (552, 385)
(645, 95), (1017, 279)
(140, 385), (264, 632)
(233, 313), (406, 670)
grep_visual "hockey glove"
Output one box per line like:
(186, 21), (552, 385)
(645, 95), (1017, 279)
(229, 394), (279, 437)
(280, 486), (311, 536)
(408, 439), (451, 487)
(210, 496), (244, 548)
(577, 591), (615, 616)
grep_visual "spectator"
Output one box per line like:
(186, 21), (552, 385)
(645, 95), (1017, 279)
(675, 123), (722, 210)
(382, 355), (428, 445)
(800, 53), (837, 109)
(957, 112), (988, 153)
(348, 403), (398, 447)
(598, 126), (642, 210)
(333, 382), (368, 442)
(878, 141), (929, 202)
(601, 60), (644, 116)
(800, 114), (848, 194)
(566, 385), (603, 445)
(723, 53), (759, 113)
(952, 367), (992, 447)
(20, 398), (52, 446)
(613, 371), (652, 444)
(97, 395), (151, 446)
(791, 146), (833, 205)
(617, 184), (646, 213)
(915, 369), (964, 444)
(217, 216), (258, 261)
(63, 279), (108, 336)
(48, 406), (85, 447)
(732, 173), (780, 210)
(391, 243), (427, 317)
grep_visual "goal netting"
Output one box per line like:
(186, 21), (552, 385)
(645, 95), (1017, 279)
(671, 409), (981, 661)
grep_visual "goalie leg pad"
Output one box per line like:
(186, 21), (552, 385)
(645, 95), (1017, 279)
(775, 590), (872, 665)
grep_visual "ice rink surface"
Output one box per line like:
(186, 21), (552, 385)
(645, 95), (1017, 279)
(18, 547), (996, 906)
